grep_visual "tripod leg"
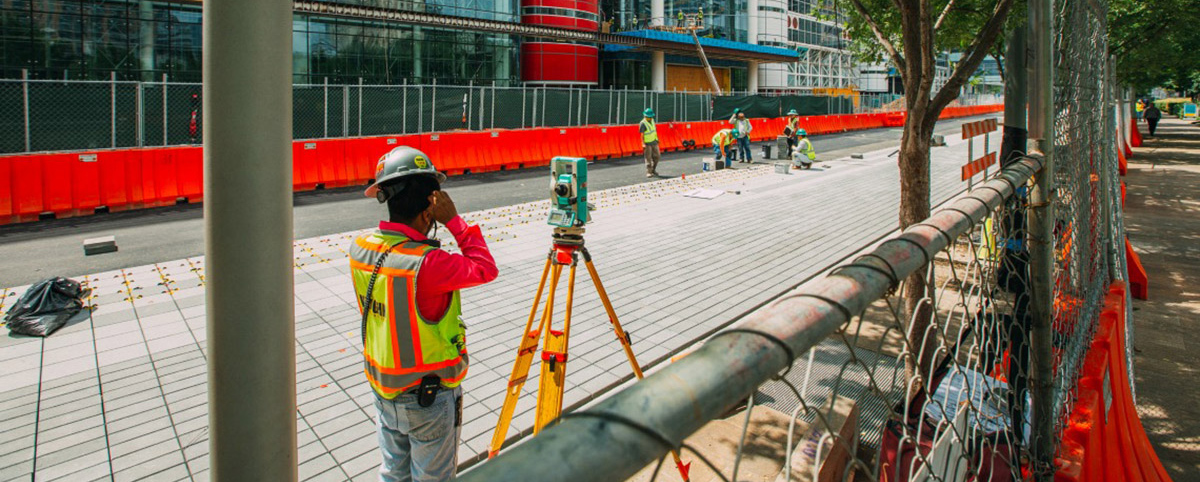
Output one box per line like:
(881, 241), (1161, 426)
(489, 256), (558, 457)
(582, 248), (692, 481)
(534, 261), (576, 434)
(582, 250), (644, 378)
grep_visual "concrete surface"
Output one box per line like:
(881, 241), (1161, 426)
(1124, 117), (1200, 480)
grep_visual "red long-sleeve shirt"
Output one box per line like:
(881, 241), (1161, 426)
(378, 216), (498, 321)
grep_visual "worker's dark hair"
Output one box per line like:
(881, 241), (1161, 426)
(385, 175), (440, 223)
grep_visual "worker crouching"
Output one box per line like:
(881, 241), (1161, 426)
(350, 146), (499, 482)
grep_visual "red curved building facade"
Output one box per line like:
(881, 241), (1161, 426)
(520, 0), (600, 85)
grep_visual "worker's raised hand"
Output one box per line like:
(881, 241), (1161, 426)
(430, 190), (458, 224)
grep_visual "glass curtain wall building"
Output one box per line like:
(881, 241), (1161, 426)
(0, 0), (520, 84)
(756, 0), (856, 93)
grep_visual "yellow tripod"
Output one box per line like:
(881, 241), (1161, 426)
(488, 227), (691, 481)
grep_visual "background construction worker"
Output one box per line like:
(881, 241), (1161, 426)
(350, 146), (499, 482)
(792, 128), (816, 168)
(712, 128), (738, 167)
(784, 109), (800, 154)
(729, 109), (754, 163)
(640, 108), (661, 177)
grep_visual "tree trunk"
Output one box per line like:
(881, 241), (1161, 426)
(898, 106), (937, 396)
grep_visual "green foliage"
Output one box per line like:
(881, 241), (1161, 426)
(837, 0), (1026, 68)
(1110, 0), (1200, 95)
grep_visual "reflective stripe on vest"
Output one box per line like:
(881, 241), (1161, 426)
(640, 119), (658, 144)
(797, 138), (816, 160)
(787, 117), (799, 131)
(350, 230), (468, 399)
(712, 130), (732, 146)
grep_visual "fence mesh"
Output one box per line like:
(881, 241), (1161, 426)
(1049, 0), (1117, 446)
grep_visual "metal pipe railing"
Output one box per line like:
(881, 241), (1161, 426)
(462, 155), (1043, 482)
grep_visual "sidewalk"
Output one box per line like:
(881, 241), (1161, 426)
(0, 128), (994, 481)
(1124, 116), (1200, 480)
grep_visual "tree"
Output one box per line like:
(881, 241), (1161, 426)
(1108, 0), (1200, 96)
(836, 0), (1015, 390)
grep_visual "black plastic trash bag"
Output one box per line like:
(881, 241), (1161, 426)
(4, 277), (87, 337)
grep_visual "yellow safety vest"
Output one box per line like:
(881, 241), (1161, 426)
(786, 116), (799, 133)
(640, 119), (658, 144)
(712, 129), (733, 147)
(795, 138), (816, 160)
(350, 230), (468, 399)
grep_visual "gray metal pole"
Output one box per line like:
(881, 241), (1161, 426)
(1001, 28), (1028, 167)
(491, 81), (496, 129)
(137, 81), (144, 147)
(343, 84), (349, 137)
(403, 79), (408, 134)
(522, 85), (527, 128)
(358, 77), (363, 136)
(323, 77), (328, 138)
(1026, 0), (1056, 477)
(418, 81), (424, 133)
(111, 72), (117, 148)
(203, 0), (296, 480)
(22, 70), (29, 152)
(162, 73), (168, 145)
(431, 78), (437, 132)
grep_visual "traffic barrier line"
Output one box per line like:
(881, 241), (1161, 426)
(0, 105), (1004, 225)
(1054, 282), (1170, 482)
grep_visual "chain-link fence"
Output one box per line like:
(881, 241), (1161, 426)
(0, 76), (1004, 155)
(1048, 0), (1121, 452)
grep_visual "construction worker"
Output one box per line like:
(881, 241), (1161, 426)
(729, 110), (753, 162)
(791, 129), (816, 169)
(677, 10), (685, 28)
(712, 128), (739, 167)
(698, 7), (704, 24)
(640, 108), (661, 177)
(351, 146), (498, 482)
(784, 109), (800, 154)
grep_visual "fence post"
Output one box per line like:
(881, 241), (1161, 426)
(1027, 0), (1057, 478)
(22, 70), (29, 152)
(479, 82), (485, 130)
(521, 85), (527, 128)
(567, 87), (573, 126)
(343, 84), (349, 137)
(137, 80), (145, 147)
(162, 73), (169, 145)
(585, 88), (590, 125)
(466, 80), (473, 130)
(323, 76), (328, 138)
(431, 78), (437, 132)
(541, 86), (546, 127)
(203, 0), (296, 479)
(358, 77), (363, 136)
(491, 81), (496, 129)
(111, 72), (117, 148)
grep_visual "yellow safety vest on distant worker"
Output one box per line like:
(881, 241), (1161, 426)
(795, 138), (816, 160)
(350, 230), (468, 399)
(640, 118), (658, 145)
(712, 129), (735, 147)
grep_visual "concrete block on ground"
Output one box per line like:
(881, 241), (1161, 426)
(851, 153), (864, 159)
(83, 236), (117, 256)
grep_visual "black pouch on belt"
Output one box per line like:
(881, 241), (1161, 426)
(417, 375), (441, 408)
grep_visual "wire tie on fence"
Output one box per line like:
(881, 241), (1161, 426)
(975, 184), (1006, 202)
(831, 256), (900, 295)
(558, 411), (679, 451)
(710, 328), (797, 378)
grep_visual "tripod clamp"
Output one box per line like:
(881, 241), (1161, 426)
(551, 227), (586, 265)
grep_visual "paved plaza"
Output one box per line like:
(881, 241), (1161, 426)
(0, 129), (992, 481)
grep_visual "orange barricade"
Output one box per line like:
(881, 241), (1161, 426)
(661, 123), (683, 152)
(1125, 238), (1148, 300)
(151, 148), (181, 206)
(70, 152), (101, 215)
(1130, 118), (1143, 147)
(39, 153), (75, 216)
(11, 155), (44, 222)
(175, 147), (203, 202)
(524, 129), (553, 167)
(418, 133), (465, 176)
(292, 141), (321, 190)
(0, 156), (12, 222)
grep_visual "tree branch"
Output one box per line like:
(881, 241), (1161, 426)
(934, 0), (958, 31)
(928, 0), (1015, 124)
(846, 0), (907, 75)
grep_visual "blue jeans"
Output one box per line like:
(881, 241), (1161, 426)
(714, 144), (735, 167)
(737, 136), (752, 161)
(375, 386), (463, 482)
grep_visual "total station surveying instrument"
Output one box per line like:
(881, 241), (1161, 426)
(488, 157), (692, 480)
